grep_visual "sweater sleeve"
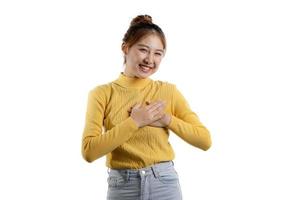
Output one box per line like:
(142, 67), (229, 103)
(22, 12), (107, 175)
(167, 85), (212, 150)
(81, 86), (139, 162)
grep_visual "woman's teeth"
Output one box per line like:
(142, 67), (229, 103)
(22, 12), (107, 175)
(139, 64), (152, 73)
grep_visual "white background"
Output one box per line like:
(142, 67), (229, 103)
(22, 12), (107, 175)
(1, 0), (299, 199)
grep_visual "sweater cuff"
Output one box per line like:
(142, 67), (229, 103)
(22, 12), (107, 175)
(126, 117), (139, 130)
(167, 115), (176, 130)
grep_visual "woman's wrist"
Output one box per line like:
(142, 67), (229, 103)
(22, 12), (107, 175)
(162, 114), (171, 127)
(130, 116), (142, 128)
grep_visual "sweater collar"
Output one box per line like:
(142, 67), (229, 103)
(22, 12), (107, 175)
(113, 72), (152, 89)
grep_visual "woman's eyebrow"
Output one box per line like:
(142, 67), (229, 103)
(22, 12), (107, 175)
(137, 44), (164, 52)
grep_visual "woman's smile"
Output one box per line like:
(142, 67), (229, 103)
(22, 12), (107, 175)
(138, 64), (153, 73)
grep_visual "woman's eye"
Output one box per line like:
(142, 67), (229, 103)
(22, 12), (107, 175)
(155, 53), (162, 56)
(139, 49), (147, 52)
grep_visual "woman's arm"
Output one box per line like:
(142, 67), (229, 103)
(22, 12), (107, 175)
(167, 85), (212, 151)
(81, 87), (139, 163)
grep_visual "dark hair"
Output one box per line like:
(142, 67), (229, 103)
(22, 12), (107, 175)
(121, 15), (166, 64)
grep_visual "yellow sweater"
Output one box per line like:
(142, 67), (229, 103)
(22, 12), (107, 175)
(82, 72), (211, 169)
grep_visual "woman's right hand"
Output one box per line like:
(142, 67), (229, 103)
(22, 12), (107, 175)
(130, 101), (166, 128)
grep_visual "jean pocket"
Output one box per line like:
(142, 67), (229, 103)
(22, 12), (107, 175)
(107, 175), (127, 188)
(157, 170), (179, 184)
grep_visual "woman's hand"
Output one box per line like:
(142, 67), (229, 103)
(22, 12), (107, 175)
(146, 101), (171, 127)
(129, 100), (166, 128)
(148, 113), (171, 128)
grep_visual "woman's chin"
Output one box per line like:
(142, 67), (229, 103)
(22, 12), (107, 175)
(136, 74), (148, 78)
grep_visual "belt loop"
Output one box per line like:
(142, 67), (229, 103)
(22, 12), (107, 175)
(171, 160), (174, 166)
(107, 168), (110, 174)
(126, 170), (129, 181)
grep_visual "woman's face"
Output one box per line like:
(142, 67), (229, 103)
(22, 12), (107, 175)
(123, 34), (165, 78)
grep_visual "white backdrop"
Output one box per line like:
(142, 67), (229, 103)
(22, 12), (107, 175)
(1, 0), (299, 199)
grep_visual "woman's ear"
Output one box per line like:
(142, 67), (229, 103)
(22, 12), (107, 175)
(122, 43), (129, 55)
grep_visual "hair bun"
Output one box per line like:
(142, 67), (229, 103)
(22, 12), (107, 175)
(130, 15), (153, 26)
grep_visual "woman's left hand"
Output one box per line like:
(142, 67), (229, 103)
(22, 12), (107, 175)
(143, 100), (171, 127)
(148, 113), (171, 127)
(127, 101), (171, 128)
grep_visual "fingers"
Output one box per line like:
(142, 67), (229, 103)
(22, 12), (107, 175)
(128, 103), (142, 114)
(146, 101), (166, 112)
(150, 103), (166, 121)
(128, 100), (166, 116)
(150, 106), (164, 118)
(152, 111), (165, 121)
(132, 103), (142, 109)
(130, 100), (165, 110)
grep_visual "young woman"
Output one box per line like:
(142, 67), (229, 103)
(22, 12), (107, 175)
(81, 14), (212, 200)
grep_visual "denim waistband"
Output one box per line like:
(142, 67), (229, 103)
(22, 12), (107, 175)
(107, 161), (174, 179)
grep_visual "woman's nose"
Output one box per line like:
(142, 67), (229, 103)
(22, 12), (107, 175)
(144, 53), (154, 64)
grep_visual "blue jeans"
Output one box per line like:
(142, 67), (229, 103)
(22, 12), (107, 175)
(106, 161), (182, 200)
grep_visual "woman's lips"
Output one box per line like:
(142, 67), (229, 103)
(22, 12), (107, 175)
(139, 64), (153, 73)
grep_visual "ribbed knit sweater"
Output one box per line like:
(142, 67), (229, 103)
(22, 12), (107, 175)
(81, 72), (211, 169)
